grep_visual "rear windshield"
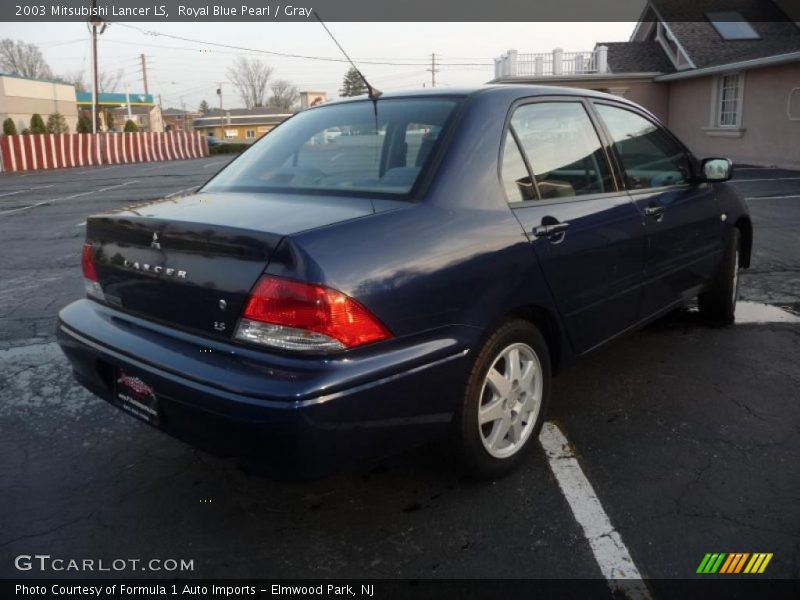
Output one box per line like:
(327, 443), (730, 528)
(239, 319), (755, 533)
(203, 98), (460, 197)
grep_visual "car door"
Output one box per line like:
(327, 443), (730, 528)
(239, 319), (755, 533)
(592, 102), (723, 317)
(503, 98), (648, 354)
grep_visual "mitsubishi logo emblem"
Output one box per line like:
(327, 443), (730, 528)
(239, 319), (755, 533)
(151, 233), (161, 250)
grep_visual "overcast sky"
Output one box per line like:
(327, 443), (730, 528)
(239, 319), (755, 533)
(1, 22), (635, 110)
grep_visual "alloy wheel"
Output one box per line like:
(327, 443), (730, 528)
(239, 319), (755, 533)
(478, 342), (543, 459)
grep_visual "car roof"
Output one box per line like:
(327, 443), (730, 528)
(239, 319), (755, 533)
(318, 84), (638, 106)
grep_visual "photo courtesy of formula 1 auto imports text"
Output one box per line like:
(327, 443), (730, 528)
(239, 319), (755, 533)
(1, 0), (799, 598)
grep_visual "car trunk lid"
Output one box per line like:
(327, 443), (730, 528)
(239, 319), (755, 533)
(86, 191), (379, 339)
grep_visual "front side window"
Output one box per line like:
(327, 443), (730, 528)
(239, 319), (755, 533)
(509, 102), (612, 200)
(716, 73), (742, 127)
(204, 98), (460, 196)
(595, 104), (689, 190)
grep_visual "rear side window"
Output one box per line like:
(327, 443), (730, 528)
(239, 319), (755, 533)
(204, 98), (460, 197)
(509, 102), (613, 200)
(595, 104), (689, 190)
(501, 134), (535, 203)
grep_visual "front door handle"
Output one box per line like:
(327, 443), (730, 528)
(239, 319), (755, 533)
(533, 222), (570, 238)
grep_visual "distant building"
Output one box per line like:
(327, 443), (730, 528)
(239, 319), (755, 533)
(162, 107), (202, 132)
(491, 0), (800, 169)
(0, 73), (79, 132)
(192, 107), (294, 142)
(75, 91), (163, 132)
(300, 91), (327, 109)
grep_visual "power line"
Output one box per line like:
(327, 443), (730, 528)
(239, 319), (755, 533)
(112, 22), (492, 67)
(39, 38), (86, 48)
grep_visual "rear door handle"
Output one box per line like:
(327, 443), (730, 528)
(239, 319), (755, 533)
(533, 222), (570, 238)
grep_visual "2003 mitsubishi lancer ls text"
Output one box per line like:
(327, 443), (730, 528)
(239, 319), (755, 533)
(58, 85), (752, 479)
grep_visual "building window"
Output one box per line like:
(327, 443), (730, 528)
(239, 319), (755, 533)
(717, 73), (743, 127)
(707, 12), (759, 40)
(224, 129), (237, 139)
(246, 129), (256, 139)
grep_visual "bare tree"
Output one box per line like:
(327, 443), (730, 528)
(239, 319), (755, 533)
(55, 70), (87, 92)
(227, 56), (273, 109)
(98, 69), (123, 93)
(56, 69), (121, 94)
(268, 79), (299, 111)
(0, 39), (52, 79)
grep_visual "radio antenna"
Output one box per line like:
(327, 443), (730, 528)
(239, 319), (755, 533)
(314, 12), (382, 101)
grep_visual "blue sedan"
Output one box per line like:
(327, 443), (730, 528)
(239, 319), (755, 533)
(58, 86), (752, 479)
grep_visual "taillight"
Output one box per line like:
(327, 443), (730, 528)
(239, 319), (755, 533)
(81, 243), (104, 300)
(234, 276), (392, 353)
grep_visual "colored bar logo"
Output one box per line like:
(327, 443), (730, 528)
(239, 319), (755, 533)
(697, 553), (773, 574)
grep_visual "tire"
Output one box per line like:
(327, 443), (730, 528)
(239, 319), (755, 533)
(453, 319), (551, 479)
(699, 228), (741, 326)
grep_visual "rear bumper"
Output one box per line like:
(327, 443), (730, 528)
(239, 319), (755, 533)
(57, 300), (474, 477)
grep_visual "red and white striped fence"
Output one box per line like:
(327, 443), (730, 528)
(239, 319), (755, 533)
(0, 131), (208, 173)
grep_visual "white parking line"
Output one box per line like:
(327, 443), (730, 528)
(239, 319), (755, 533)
(0, 184), (55, 198)
(165, 185), (199, 198)
(540, 422), (652, 599)
(735, 302), (800, 324)
(0, 180), (140, 217)
(142, 163), (174, 172)
(202, 160), (226, 169)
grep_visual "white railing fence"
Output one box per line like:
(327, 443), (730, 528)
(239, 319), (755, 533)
(494, 46), (609, 78)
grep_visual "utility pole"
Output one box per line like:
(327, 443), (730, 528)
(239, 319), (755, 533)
(140, 54), (149, 95)
(88, 0), (106, 133)
(426, 53), (439, 88)
(92, 16), (99, 132)
(180, 96), (187, 130)
(217, 82), (224, 112)
(88, 27), (96, 133)
(124, 82), (133, 123)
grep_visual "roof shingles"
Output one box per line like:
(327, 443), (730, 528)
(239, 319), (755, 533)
(652, 0), (800, 68)
(602, 40), (676, 73)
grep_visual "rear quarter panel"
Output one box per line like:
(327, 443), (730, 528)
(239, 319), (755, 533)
(265, 91), (569, 362)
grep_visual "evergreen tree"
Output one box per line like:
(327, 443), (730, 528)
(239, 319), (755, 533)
(2, 117), (17, 135)
(29, 113), (46, 134)
(46, 113), (69, 133)
(123, 119), (139, 132)
(76, 114), (91, 133)
(199, 100), (210, 115)
(340, 67), (368, 97)
(105, 109), (116, 132)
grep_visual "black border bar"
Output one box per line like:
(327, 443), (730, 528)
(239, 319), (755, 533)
(3, 0), (798, 22)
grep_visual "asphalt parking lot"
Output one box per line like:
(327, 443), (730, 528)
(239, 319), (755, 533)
(1, 159), (798, 587)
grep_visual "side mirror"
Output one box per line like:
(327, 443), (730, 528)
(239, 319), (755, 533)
(701, 157), (733, 182)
